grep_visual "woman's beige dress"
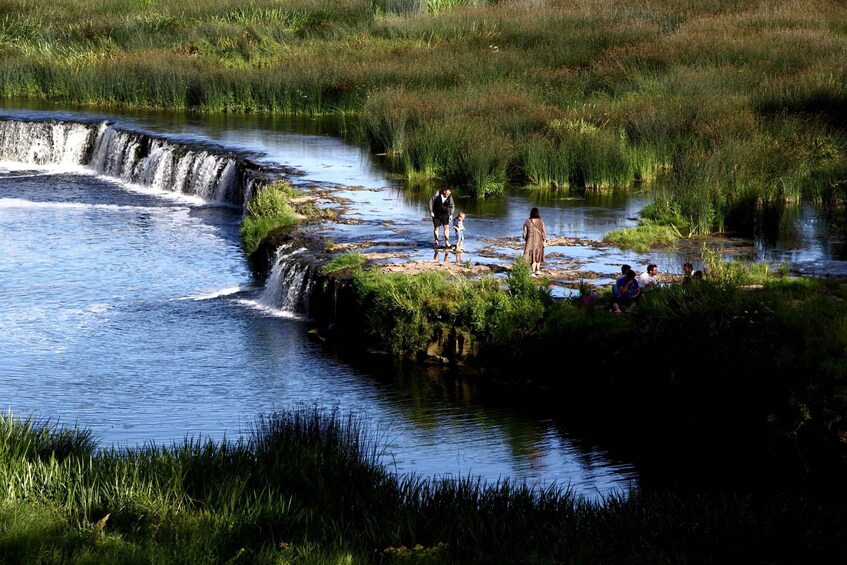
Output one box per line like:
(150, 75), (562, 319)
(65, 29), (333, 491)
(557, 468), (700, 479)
(522, 218), (546, 264)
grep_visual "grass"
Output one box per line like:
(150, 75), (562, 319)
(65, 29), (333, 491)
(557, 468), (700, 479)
(239, 178), (303, 255)
(2, 408), (845, 564)
(4, 1), (847, 560)
(0, 0), (844, 222)
(602, 218), (680, 252)
(320, 251), (368, 275)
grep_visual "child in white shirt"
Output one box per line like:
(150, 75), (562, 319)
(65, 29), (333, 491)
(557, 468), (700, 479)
(452, 210), (466, 250)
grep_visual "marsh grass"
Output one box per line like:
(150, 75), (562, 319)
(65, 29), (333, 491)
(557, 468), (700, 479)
(602, 219), (679, 252)
(348, 257), (554, 357)
(2, 0), (844, 223)
(320, 251), (368, 275)
(2, 405), (846, 563)
(240, 179), (300, 255)
(700, 245), (790, 285)
(352, 268), (463, 356)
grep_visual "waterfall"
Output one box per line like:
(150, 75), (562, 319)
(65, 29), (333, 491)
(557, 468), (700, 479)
(0, 116), (267, 208)
(0, 119), (96, 165)
(1, 114), (308, 323)
(258, 242), (318, 318)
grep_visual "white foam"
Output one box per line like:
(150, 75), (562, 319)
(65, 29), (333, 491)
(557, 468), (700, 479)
(178, 286), (246, 301)
(0, 197), (187, 213)
(233, 297), (305, 320)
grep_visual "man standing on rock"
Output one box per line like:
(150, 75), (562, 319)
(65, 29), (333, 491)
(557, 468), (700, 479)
(429, 187), (454, 248)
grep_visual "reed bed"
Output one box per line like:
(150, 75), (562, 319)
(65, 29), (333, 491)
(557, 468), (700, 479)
(2, 405), (845, 563)
(0, 0), (843, 221)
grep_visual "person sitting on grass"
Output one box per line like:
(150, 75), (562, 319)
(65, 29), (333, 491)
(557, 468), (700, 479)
(611, 269), (642, 313)
(637, 263), (659, 291)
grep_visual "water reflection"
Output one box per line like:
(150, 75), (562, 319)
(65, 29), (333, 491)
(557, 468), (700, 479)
(432, 246), (465, 265)
(339, 355), (636, 492)
(4, 102), (847, 498)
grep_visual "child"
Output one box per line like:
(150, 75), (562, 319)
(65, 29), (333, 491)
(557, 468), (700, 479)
(452, 210), (466, 250)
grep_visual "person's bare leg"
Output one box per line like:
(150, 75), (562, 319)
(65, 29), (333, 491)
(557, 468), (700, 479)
(443, 225), (450, 247)
(433, 225), (440, 247)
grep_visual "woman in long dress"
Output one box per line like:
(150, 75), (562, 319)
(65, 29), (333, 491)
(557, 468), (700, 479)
(522, 207), (547, 276)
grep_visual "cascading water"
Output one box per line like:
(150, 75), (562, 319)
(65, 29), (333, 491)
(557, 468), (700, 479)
(258, 242), (318, 318)
(0, 117), (265, 208)
(0, 119), (96, 165)
(0, 114), (322, 323)
(0, 108), (642, 497)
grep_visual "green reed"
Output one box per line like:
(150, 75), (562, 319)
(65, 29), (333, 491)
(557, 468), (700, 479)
(1, 0), (844, 224)
(2, 403), (846, 563)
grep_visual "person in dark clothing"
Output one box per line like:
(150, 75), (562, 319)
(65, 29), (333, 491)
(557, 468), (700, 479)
(683, 262), (694, 283)
(429, 187), (454, 247)
(610, 268), (642, 313)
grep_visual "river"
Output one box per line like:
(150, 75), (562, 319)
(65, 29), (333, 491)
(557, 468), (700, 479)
(0, 105), (640, 500)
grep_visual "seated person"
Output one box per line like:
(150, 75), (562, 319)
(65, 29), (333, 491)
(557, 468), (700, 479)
(611, 269), (642, 313)
(637, 263), (659, 291)
(610, 264), (631, 294)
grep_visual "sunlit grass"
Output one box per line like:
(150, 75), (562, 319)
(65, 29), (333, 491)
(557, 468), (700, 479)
(603, 219), (679, 252)
(0, 1), (844, 239)
(239, 179), (300, 255)
(321, 252), (368, 275)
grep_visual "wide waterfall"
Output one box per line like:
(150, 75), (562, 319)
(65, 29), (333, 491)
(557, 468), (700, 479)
(0, 116), (267, 208)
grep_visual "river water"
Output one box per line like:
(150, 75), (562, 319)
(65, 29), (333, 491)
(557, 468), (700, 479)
(2, 104), (846, 500)
(0, 105), (641, 500)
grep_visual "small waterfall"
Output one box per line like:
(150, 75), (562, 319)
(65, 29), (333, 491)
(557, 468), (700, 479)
(0, 116), (268, 208)
(0, 119), (97, 165)
(258, 242), (318, 318)
(86, 125), (258, 207)
(1, 114), (305, 323)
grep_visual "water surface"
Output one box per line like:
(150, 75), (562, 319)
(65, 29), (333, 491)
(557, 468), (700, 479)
(3, 104), (846, 501)
(0, 159), (636, 499)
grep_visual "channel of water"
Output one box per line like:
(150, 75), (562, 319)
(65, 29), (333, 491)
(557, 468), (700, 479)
(0, 106), (640, 500)
(2, 104), (845, 501)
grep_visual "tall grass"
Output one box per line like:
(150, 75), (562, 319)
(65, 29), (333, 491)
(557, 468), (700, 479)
(2, 0), (844, 222)
(2, 406), (845, 563)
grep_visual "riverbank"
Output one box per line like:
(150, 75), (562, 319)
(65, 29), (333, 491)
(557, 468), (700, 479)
(2, 409), (845, 564)
(240, 178), (847, 501)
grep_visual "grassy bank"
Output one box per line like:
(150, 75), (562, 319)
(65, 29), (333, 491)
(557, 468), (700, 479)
(249, 200), (846, 481)
(317, 254), (847, 494)
(2, 410), (845, 564)
(0, 0), (844, 231)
